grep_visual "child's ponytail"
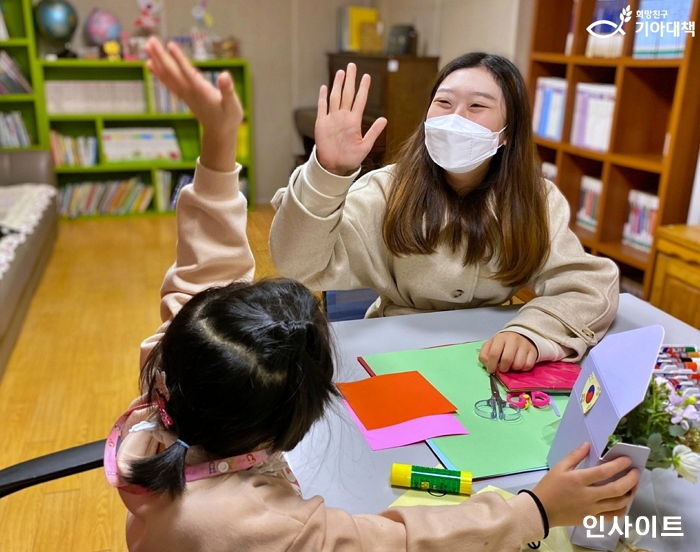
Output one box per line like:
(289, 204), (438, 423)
(124, 438), (190, 496)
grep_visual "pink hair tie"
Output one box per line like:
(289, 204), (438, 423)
(155, 394), (174, 427)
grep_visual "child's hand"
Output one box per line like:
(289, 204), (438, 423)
(479, 331), (537, 372)
(533, 442), (640, 529)
(145, 37), (243, 138)
(315, 63), (387, 175)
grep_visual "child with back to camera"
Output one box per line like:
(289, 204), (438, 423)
(105, 37), (640, 552)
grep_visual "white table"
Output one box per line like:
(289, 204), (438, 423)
(287, 294), (700, 551)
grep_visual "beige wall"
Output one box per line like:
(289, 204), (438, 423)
(375, 0), (535, 73)
(57, 0), (530, 204)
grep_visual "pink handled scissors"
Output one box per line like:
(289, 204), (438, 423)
(506, 391), (560, 416)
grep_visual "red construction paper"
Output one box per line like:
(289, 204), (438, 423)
(337, 370), (457, 430)
(496, 361), (581, 393)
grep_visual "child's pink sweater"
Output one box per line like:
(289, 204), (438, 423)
(116, 159), (545, 552)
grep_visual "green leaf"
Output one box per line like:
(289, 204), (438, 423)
(669, 424), (687, 437)
(647, 433), (663, 448)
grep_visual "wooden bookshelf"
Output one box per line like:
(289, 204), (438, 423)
(36, 57), (255, 215)
(528, 0), (700, 298)
(0, 0), (47, 150)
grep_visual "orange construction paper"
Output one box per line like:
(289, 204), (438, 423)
(337, 371), (457, 430)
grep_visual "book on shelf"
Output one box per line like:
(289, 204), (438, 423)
(153, 77), (189, 114)
(45, 80), (146, 114)
(585, 0), (628, 58)
(58, 177), (154, 218)
(153, 71), (238, 114)
(633, 0), (694, 58)
(622, 189), (659, 251)
(576, 175), (603, 231)
(101, 127), (181, 162)
(0, 110), (30, 147)
(0, 51), (33, 94)
(532, 77), (567, 141)
(237, 120), (250, 165)
(337, 6), (379, 52)
(570, 82), (616, 152)
(169, 173), (194, 210)
(49, 130), (98, 167)
(565, 0), (578, 55)
(541, 161), (557, 183)
(0, 6), (9, 41)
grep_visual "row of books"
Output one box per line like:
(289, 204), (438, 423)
(337, 6), (379, 52)
(532, 77), (566, 141)
(45, 80), (146, 114)
(567, 0), (694, 58)
(533, 77), (616, 152)
(576, 176), (603, 231)
(0, 51), (32, 94)
(49, 130), (98, 167)
(570, 83), (616, 152)
(571, 174), (659, 252)
(633, 0), (695, 58)
(153, 170), (194, 212)
(623, 189), (659, 251)
(153, 171), (249, 212)
(153, 72), (237, 114)
(0, 6), (9, 41)
(0, 110), (30, 147)
(102, 127), (182, 162)
(58, 178), (154, 218)
(153, 77), (189, 114)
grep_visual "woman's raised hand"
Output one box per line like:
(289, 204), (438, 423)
(145, 37), (243, 136)
(315, 63), (387, 175)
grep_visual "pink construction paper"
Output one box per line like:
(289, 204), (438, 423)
(343, 400), (469, 451)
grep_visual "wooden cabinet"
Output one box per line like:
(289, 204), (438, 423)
(527, 0), (700, 298)
(650, 225), (700, 329)
(327, 52), (439, 163)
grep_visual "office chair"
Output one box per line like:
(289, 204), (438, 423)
(323, 288), (379, 322)
(0, 439), (105, 498)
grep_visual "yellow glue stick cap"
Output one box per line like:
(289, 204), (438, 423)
(390, 463), (412, 488)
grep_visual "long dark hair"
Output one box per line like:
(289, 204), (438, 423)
(383, 52), (549, 288)
(124, 278), (337, 496)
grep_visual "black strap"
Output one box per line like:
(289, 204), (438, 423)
(518, 488), (549, 548)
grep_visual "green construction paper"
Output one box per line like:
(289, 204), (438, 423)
(361, 341), (569, 479)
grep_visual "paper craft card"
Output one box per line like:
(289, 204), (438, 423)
(337, 371), (457, 430)
(342, 400), (468, 451)
(359, 342), (568, 479)
(496, 361), (581, 393)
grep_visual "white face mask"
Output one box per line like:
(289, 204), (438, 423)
(424, 114), (506, 174)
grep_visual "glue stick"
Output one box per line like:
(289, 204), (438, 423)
(390, 463), (472, 495)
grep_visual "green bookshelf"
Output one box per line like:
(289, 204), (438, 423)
(38, 57), (255, 216)
(0, 0), (47, 149)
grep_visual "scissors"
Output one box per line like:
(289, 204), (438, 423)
(506, 391), (560, 417)
(474, 374), (521, 421)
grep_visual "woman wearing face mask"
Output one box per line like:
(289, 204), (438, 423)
(270, 52), (619, 373)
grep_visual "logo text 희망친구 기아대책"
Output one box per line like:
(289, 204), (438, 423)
(586, 4), (696, 40)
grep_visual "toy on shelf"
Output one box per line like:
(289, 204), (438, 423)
(34, 0), (79, 58)
(84, 8), (122, 47)
(134, 0), (163, 36)
(191, 0), (214, 60)
(103, 40), (121, 61)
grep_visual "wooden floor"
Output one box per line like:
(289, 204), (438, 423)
(0, 206), (277, 552)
